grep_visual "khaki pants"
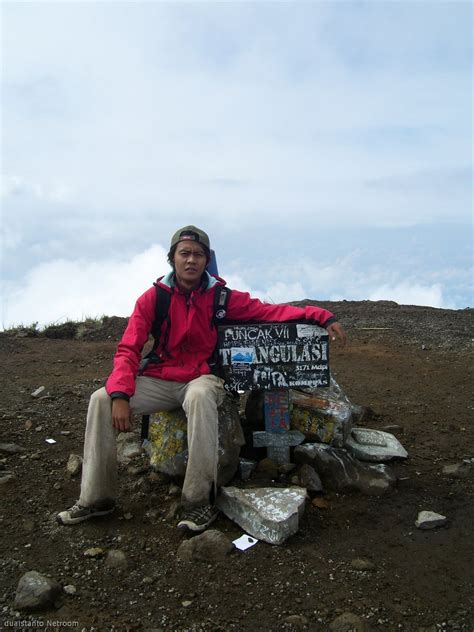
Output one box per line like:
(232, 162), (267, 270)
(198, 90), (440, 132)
(79, 374), (225, 508)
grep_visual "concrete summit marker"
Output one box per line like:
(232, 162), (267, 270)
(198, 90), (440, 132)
(252, 391), (305, 464)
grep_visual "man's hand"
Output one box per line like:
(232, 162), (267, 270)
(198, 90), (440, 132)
(326, 322), (347, 346)
(112, 398), (133, 432)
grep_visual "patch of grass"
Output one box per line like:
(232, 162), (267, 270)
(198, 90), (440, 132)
(1, 322), (40, 337)
(75, 316), (107, 339)
(2, 315), (126, 341)
(43, 320), (79, 339)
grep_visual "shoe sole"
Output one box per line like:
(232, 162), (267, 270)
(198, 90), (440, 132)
(56, 507), (115, 526)
(177, 512), (218, 532)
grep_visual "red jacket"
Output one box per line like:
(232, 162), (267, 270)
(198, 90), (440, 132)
(106, 271), (337, 398)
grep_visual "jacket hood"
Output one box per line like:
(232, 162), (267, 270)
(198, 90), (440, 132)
(156, 270), (226, 293)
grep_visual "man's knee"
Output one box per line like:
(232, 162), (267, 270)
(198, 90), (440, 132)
(90, 386), (109, 404)
(185, 384), (213, 406)
(88, 387), (113, 416)
(184, 378), (221, 410)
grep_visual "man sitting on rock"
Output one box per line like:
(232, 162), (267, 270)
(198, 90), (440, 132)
(57, 225), (346, 531)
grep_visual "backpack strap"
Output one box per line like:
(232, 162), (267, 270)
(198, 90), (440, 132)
(208, 286), (232, 377)
(139, 284), (171, 373)
(150, 283), (172, 349)
(212, 285), (232, 325)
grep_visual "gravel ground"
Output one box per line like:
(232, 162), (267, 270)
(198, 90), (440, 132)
(0, 300), (473, 632)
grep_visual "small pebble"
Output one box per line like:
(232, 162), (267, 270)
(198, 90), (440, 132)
(351, 558), (376, 571)
(31, 386), (46, 398)
(415, 511), (448, 529)
(285, 614), (308, 627)
(63, 585), (77, 595)
(84, 547), (105, 558)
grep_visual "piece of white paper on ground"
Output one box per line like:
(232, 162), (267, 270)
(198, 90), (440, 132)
(45, 438), (56, 444)
(232, 534), (258, 551)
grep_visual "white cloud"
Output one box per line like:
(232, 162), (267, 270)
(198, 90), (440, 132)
(260, 281), (308, 305)
(367, 283), (453, 309)
(1, 245), (168, 328)
(1, 241), (464, 330)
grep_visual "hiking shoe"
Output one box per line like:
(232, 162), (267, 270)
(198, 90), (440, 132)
(177, 504), (218, 532)
(56, 501), (115, 525)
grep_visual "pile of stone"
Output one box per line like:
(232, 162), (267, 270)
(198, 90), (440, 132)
(139, 377), (409, 545)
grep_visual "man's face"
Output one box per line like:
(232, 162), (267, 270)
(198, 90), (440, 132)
(173, 241), (207, 289)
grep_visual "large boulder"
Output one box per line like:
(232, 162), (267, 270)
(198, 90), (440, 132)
(14, 571), (61, 612)
(345, 427), (408, 462)
(143, 394), (245, 486)
(116, 432), (143, 464)
(245, 376), (353, 448)
(294, 443), (396, 495)
(177, 530), (234, 562)
(217, 486), (307, 545)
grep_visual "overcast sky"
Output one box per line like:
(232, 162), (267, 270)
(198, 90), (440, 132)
(1, 1), (472, 328)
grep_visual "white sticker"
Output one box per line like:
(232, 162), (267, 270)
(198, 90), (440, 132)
(296, 323), (323, 338)
(232, 534), (258, 551)
(45, 438), (57, 444)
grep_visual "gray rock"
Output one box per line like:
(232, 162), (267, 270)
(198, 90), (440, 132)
(442, 462), (471, 479)
(248, 384), (354, 447)
(66, 454), (83, 477)
(83, 547), (105, 558)
(144, 395), (244, 484)
(127, 465), (150, 476)
(105, 549), (128, 569)
(415, 511), (448, 529)
(31, 386), (46, 398)
(294, 443), (396, 495)
(285, 614), (308, 627)
(358, 464), (396, 495)
(255, 457), (279, 480)
(165, 500), (180, 521)
(0, 473), (16, 487)
(216, 486), (307, 545)
(63, 585), (77, 595)
(382, 424), (404, 434)
(0, 443), (25, 454)
(350, 557), (376, 571)
(298, 463), (324, 492)
(176, 529), (234, 562)
(288, 377), (353, 447)
(116, 432), (143, 464)
(350, 404), (369, 423)
(238, 458), (258, 480)
(329, 612), (366, 631)
(168, 482), (181, 496)
(14, 571), (61, 612)
(278, 463), (297, 475)
(345, 427), (408, 462)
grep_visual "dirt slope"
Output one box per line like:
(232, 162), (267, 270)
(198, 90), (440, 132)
(0, 301), (473, 631)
